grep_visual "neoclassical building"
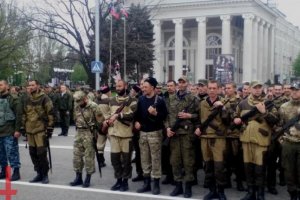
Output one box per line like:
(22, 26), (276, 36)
(126, 0), (300, 84)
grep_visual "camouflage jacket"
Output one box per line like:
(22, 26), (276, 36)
(165, 91), (199, 135)
(0, 92), (22, 136)
(225, 95), (241, 138)
(97, 94), (111, 120)
(74, 100), (103, 131)
(234, 94), (278, 146)
(279, 100), (300, 143)
(199, 96), (230, 138)
(107, 95), (137, 138)
(22, 91), (54, 134)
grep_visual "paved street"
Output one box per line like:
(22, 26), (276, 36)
(0, 126), (289, 200)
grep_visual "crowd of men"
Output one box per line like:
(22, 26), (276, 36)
(0, 77), (299, 200)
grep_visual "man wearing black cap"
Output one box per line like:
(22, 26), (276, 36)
(166, 76), (199, 198)
(135, 77), (168, 195)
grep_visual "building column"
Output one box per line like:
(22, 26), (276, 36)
(252, 16), (260, 80)
(258, 20), (265, 82)
(173, 18), (184, 81)
(269, 25), (275, 82)
(196, 17), (207, 81)
(262, 23), (270, 83)
(220, 15), (232, 55)
(242, 14), (254, 82)
(152, 20), (162, 82)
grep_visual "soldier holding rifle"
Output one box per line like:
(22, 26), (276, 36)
(233, 81), (278, 200)
(166, 76), (199, 198)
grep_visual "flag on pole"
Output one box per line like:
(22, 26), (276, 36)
(120, 7), (128, 18)
(109, 3), (120, 19)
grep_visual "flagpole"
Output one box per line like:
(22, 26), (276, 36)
(123, 17), (127, 82)
(109, 16), (112, 87)
(95, 0), (100, 90)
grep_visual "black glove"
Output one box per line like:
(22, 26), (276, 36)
(46, 127), (54, 138)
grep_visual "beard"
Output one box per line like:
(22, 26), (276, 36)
(117, 88), (126, 96)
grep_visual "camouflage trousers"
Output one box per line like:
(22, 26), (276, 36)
(201, 138), (227, 186)
(73, 130), (95, 174)
(0, 135), (21, 169)
(281, 140), (300, 193)
(170, 134), (195, 182)
(110, 135), (132, 179)
(27, 132), (49, 175)
(139, 130), (162, 179)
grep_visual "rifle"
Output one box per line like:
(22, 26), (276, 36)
(80, 109), (102, 178)
(162, 97), (196, 146)
(230, 95), (280, 131)
(45, 130), (52, 173)
(272, 113), (300, 141)
(102, 97), (132, 134)
(199, 99), (230, 134)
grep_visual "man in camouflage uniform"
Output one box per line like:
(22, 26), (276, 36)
(166, 76), (199, 198)
(161, 80), (177, 185)
(0, 80), (22, 181)
(96, 86), (111, 167)
(266, 84), (288, 194)
(70, 90), (104, 188)
(195, 80), (230, 200)
(58, 85), (73, 136)
(224, 82), (245, 191)
(102, 80), (137, 192)
(22, 80), (54, 184)
(279, 85), (300, 200)
(283, 84), (292, 101)
(135, 77), (168, 195)
(44, 85), (59, 127)
(233, 81), (278, 200)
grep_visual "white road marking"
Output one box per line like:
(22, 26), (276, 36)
(0, 180), (200, 200)
(18, 144), (111, 152)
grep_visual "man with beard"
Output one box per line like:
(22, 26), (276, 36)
(103, 80), (137, 192)
(233, 81), (278, 200)
(0, 80), (22, 181)
(166, 76), (199, 198)
(22, 80), (54, 184)
(135, 77), (168, 195)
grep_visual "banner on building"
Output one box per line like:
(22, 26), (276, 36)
(213, 54), (234, 84)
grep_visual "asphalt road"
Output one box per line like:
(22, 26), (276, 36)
(0, 126), (289, 200)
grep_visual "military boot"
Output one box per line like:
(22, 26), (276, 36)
(256, 187), (265, 200)
(203, 185), (218, 200)
(132, 174), (143, 182)
(82, 174), (91, 188)
(120, 179), (129, 192)
(288, 191), (297, 200)
(240, 186), (256, 200)
(70, 172), (83, 186)
(11, 168), (20, 181)
(0, 167), (6, 179)
(152, 178), (160, 195)
(184, 181), (192, 198)
(137, 177), (151, 193)
(170, 181), (183, 196)
(29, 173), (43, 183)
(111, 178), (122, 191)
(42, 174), (49, 184)
(162, 174), (174, 185)
(218, 186), (227, 200)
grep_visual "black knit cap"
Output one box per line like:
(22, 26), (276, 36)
(144, 77), (158, 88)
(132, 85), (141, 93)
(100, 85), (110, 94)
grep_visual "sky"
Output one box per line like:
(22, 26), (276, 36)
(17, 0), (300, 28)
